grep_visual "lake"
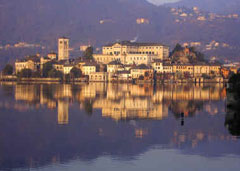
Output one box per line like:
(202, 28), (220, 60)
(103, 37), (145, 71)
(0, 83), (239, 171)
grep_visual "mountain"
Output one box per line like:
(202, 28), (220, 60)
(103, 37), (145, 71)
(165, 0), (240, 14)
(0, 0), (165, 47)
(0, 0), (240, 69)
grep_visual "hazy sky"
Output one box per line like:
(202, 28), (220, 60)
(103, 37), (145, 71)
(147, 0), (180, 5)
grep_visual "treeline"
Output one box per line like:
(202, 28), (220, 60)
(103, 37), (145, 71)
(225, 73), (240, 136)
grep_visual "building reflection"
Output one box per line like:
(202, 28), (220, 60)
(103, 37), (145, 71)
(0, 83), (238, 171)
(58, 100), (69, 125)
(12, 83), (226, 123)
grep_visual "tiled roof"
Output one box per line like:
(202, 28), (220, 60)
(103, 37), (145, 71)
(108, 60), (123, 65)
(132, 64), (152, 70)
(104, 41), (168, 47)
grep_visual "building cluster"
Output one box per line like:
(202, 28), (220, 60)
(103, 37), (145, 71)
(171, 6), (239, 23)
(14, 37), (235, 82)
(182, 40), (231, 51)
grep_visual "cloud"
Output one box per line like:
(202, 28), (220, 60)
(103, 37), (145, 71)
(147, 0), (180, 5)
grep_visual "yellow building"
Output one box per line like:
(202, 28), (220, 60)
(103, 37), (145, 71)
(173, 64), (194, 76)
(107, 60), (124, 73)
(47, 52), (57, 60)
(151, 59), (163, 73)
(193, 64), (210, 77)
(40, 57), (52, 71)
(136, 18), (150, 24)
(116, 71), (131, 81)
(93, 54), (119, 64)
(82, 63), (97, 76)
(124, 54), (154, 65)
(89, 72), (108, 82)
(163, 64), (173, 73)
(209, 64), (221, 76)
(53, 63), (64, 73)
(15, 58), (40, 73)
(63, 64), (74, 74)
(130, 64), (153, 79)
(94, 41), (169, 65)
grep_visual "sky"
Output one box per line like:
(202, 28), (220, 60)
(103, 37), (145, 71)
(147, 0), (180, 5)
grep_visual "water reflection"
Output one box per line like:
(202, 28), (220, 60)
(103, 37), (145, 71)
(0, 83), (239, 170)
(12, 83), (226, 123)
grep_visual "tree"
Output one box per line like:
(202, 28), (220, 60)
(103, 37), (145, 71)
(2, 64), (13, 75)
(171, 43), (183, 55)
(64, 74), (71, 82)
(144, 72), (149, 77)
(202, 73), (210, 79)
(48, 69), (63, 78)
(18, 69), (32, 78)
(70, 67), (82, 78)
(83, 46), (93, 59)
(42, 62), (53, 77)
(184, 72), (191, 79)
(139, 75), (144, 80)
(195, 51), (206, 62)
(32, 71), (41, 78)
(189, 46), (196, 53)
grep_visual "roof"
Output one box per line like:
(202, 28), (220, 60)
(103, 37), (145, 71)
(83, 62), (98, 67)
(59, 36), (69, 40)
(64, 64), (74, 67)
(117, 70), (130, 74)
(132, 64), (152, 70)
(16, 55), (40, 63)
(48, 52), (57, 54)
(173, 64), (194, 66)
(152, 59), (163, 63)
(57, 59), (68, 65)
(163, 64), (173, 66)
(42, 56), (51, 60)
(108, 60), (123, 65)
(104, 41), (168, 47)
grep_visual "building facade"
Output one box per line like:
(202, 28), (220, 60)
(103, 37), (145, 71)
(93, 41), (169, 65)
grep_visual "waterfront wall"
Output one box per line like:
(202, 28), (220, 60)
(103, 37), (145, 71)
(0, 75), (227, 83)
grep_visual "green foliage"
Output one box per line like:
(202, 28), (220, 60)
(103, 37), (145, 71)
(184, 72), (191, 79)
(64, 74), (71, 82)
(144, 72), (149, 77)
(171, 43), (183, 55)
(32, 71), (41, 78)
(225, 73), (240, 136)
(17, 69), (32, 78)
(229, 73), (240, 85)
(83, 46), (93, 59)
(139, 75), (144, 80)
(171, 43), (207, 64)
(202, 73), (211, 79)
(70, 67), (82, 78)
(48, 69), (63, 78)
(175, 71), (183, 79)
(42, 62), (53, 77)
(2, 64), (13, 75)
(195, 51), (206, 62)
(189, 46), (196, 53)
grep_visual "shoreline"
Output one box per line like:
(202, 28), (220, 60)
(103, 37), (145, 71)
(0, 77), (227, 84)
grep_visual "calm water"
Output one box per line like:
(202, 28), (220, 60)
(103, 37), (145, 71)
(0, 83), (239, 171)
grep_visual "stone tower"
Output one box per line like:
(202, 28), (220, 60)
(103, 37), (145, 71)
(58, 37), (69, 61)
